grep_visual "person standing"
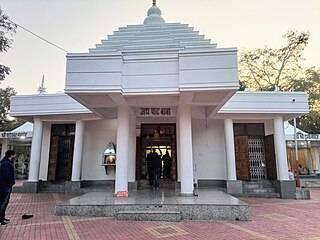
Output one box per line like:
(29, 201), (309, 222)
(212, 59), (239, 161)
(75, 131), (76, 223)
(151, 149), (162, 189)
(146, 152), (153, 186)
(162, 151), (172, 179)
(0, 150), (16, 226)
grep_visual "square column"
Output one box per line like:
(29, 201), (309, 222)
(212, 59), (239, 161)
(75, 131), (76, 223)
(71, 120), (85, 181)
(66, 120), (85, 193)
(178, 104), (194, 195)
(28, 118), (43, 182)
(224, 119), (243, 195)
(273, 116), (289, 180)
(1, 139), (8, 157)
(128, 115), (137, 190)
(115, 105), (130, 193)
(224, 119), (237, 180)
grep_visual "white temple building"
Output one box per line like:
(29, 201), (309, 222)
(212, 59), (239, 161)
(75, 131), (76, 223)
(9, 1), (309, 198)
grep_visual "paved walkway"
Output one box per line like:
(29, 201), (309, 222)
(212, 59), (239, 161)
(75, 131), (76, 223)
(1, 189), (320, 240)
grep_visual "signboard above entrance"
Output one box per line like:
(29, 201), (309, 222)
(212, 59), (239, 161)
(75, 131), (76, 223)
(138, 108), (176, 117)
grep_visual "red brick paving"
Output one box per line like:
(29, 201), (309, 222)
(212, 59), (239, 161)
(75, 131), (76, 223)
(1, 189), (320, 240)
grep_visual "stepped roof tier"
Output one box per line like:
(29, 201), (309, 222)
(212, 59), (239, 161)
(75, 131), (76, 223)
(64, 1), (240, 117)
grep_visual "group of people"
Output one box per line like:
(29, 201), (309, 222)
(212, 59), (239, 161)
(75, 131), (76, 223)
(146, 148), (172, 189)
(298, 164), (310, 175)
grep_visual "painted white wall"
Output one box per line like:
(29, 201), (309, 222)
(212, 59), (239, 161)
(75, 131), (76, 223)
(0, 139), (8, 158)
(39, 122), (51, 180)
(192, 118), (227, 180)
(264, 120), (275, 136)
(81, 119), (117, 180)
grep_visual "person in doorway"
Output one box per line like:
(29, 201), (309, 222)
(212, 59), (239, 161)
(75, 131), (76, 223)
(146, 152), (153, 186)
(151, 149), (162, 189)
(162, 151), (172, 179)
(0, 150), (16, 227)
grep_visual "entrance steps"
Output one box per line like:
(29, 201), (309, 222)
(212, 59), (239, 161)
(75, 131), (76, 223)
(305, 179), (320, 188)
(116, 210), (181, 222)
(242, 181), (280, 198)
(138, 179), (176, 190)
(55, 189), (251, 221)
(40, 182), (66, 193)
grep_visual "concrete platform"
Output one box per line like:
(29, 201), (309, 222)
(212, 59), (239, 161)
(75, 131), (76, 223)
(54, 189), (251, 221)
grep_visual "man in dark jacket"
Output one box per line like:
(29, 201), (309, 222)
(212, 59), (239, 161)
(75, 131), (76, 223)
(0, 150), (16, 226)
(151, 149), (162, 189)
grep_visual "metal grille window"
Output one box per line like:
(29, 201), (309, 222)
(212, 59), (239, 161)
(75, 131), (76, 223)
(248, 136), (267, 180)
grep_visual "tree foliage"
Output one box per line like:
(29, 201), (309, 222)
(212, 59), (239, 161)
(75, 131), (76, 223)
(291, 68), (320, 112)
(297, 111), (320, 134)
(239, 30), (309, 91)
(0, 7), (17, 81)
(239, 30), (320, 133)
(0, 86), (24, 131)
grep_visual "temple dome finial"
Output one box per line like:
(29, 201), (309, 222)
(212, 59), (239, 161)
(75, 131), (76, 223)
(144, 0), (165, 25)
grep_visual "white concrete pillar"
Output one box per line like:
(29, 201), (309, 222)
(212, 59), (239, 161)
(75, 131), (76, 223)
(274, 116), (289, 180)
(71, 120), (85, 181)
(224, 119), (237, 180)
(178, 104), (194, 195)
(1, 139), (8, 158)
(28, 118), (43, 182)
(128, 116), (136, 182)
(176, 114), (181, 182)
(115, 105), (130, 193)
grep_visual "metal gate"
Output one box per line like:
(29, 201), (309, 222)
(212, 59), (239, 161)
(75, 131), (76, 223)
(55, 136), (74, 181)
(248, 136), (267, 180)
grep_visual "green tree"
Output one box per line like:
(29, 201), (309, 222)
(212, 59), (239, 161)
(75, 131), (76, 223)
(0, 7), (17, 80)
(0, 86), (24, 131)
(291, 67), (320, 111)
(0, 9), (22, 131)
(239, 30), (309, 91)
(292, 68), (320, 133)
(239, 30), (320, 133)
(297, 111), (320, 134)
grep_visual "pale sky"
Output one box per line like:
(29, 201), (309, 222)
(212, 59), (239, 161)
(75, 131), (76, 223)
(0, 0), (319, 95)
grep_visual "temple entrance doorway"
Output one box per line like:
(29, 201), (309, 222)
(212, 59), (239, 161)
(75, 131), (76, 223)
(234, 123), (277, 181)
(47, 124), (75, 182)
(136, 124), (177, 187)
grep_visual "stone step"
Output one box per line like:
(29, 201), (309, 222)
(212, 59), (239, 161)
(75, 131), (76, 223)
(116, 210), (182, 222)
(138, 180), (176, 189)
(41, 187), (65, 193)
(41, 189), (65, 193)
(305, 181), (320, 188)
(242, 192), (280, 198)
(41, 183), (66, 193)
(243, 182), (274, 189)
(244, 188), (276, 194)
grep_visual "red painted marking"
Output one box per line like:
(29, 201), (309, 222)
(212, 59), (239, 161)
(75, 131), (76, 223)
(116, 191), (129, 198)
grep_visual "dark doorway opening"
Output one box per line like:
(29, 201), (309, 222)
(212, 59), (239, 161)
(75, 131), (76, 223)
(48, 124), (75, 181)
(136, 124), (177, 182)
